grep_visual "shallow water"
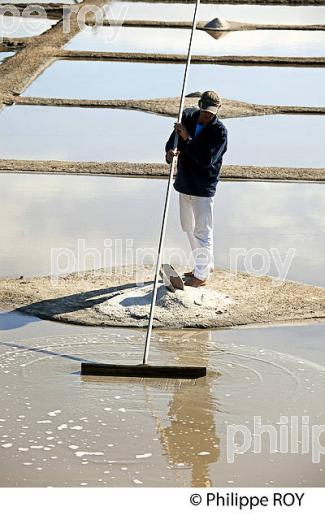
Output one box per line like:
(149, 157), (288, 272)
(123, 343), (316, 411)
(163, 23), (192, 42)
(0, 106), (172, 162)
(66, 26), (325, 57)
(0, 311), (324, 487)
(0, 174), (324, 287)
(225, 114), (325, 168)
(0, 106), (324, 168)
(107, 2), (325, 25)
(0, 51), (13, 63)
(23, 60), (325, 107)
(0, 15), (56, 38)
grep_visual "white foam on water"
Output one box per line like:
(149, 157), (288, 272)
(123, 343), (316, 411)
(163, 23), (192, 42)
(135, 453), (152, 459)
(47, 410), (61, 417)
(75, 451), (104, 458)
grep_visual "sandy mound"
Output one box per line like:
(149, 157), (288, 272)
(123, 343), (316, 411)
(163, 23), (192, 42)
(97, 284), (233, 327)
(1, 266), (324, 329)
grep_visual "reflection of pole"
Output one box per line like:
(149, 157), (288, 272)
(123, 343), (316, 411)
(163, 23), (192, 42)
(143, 384), (183, 483)
(144, 330), (220, 487)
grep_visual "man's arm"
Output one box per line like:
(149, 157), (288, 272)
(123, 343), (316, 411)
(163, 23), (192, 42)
(165, 130), (176, 153)
(165, 109), (191, 152)
(165, 130), (181, 164)
(165, 110), (192, 163)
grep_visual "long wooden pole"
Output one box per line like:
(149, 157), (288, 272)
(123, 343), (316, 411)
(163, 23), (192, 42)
(142, 0), (201, 365)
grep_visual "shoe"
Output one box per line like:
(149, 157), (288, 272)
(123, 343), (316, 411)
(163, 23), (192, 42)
(185, 276), (207, 288)
(184, 267), (214, 278)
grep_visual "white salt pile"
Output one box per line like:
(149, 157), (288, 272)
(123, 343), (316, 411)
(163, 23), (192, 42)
(97, 284), (233, 327)
(204, 18), (230, 30)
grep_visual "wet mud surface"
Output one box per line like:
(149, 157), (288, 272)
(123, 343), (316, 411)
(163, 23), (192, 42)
(1, 315), (325, 486)
(0, 38), (25, 52)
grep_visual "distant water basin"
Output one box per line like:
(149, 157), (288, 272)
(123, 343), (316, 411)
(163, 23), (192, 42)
(107, 2), (325, 25)
(0, 107), (324, 169)
(0, 106), (171, 162)
(66, 26), (325, 57)
(23, 60), (325, 107)
(0, 15), (56, 38)
(0, 51), (14, 63)
(225, 114), (325, 168)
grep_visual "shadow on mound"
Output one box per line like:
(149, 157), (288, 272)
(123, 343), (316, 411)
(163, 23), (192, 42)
(17, 282), (149, 325)
(15, 281), (233, 328)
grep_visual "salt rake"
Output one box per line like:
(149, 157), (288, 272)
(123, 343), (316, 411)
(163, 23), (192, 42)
(81, 0), (206, 380)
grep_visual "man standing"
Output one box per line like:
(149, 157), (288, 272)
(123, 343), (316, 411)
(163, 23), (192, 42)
(165, 91), (228, 288)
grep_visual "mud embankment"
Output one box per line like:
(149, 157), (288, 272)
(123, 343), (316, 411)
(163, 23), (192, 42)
(14, 94), (325, 118)
(0, 267), (324, 329)
(58, 50), (325, 67)
(102, 19), (325, 31)
(0, 160), (324, 182)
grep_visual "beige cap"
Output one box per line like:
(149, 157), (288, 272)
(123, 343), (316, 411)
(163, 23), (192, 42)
(199, 90), (221, 114)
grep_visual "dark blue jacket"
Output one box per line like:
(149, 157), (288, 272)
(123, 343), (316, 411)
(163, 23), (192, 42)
(165, 107), (228, 197)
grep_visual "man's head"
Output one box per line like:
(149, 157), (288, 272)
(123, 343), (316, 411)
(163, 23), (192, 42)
(198, 90), (221, 124)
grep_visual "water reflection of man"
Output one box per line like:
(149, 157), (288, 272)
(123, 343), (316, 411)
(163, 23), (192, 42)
(165, 91), (228, 288)
(153, 330), (220, 487)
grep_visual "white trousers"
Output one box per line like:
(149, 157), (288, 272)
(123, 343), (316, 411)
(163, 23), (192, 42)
(179, 193), (214, 281)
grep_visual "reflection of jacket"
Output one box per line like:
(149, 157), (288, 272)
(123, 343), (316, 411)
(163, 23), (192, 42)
(165, 107), (228, 197)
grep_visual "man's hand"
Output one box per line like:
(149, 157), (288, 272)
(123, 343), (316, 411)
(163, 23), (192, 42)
(165, 149), (180, 164)
(174, 122), (190, 142)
